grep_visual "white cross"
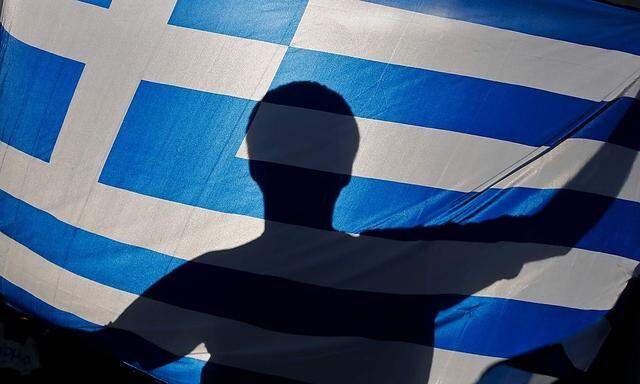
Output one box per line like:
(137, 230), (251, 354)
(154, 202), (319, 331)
(0, 0), (288, 224)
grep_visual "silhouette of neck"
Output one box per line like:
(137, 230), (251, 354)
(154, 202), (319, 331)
(262, 198), (335, 232)
(257, 164), (343, 232)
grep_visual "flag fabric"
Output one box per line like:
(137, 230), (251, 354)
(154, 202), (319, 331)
(0, 0), (639, 383)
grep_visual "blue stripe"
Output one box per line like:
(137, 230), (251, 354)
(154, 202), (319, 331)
(0, 26), (84, 162)
(269, 48), (597, 147)
(0, 277), (300, 384)
(168, 0), (308, 45)
(1, 277), (98, 331)
(78, 0), (111, 7)
(367, 0), (640, 56)
(0, 189), (613, 357)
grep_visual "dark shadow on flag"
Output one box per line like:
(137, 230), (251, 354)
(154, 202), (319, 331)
(98, 81), (637, 383)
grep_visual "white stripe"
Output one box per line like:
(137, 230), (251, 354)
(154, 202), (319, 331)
(236, 102), (537, 192)
(292, 0), (640, 101)
(494, 139), (640, 202)
(142, 25), (287, 100)
(235, 103), (640, 200)
(0, 143), (636, 310)
(0, 233), (500, 384)
(1, 0), (103, 62)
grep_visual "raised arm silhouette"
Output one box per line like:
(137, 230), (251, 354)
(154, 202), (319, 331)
(103, 81), (635, 383)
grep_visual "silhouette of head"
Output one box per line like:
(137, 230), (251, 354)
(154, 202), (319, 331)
(245, 82), (359, 230)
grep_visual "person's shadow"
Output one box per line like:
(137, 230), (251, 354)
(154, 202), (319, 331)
(103, 81), (636, 383)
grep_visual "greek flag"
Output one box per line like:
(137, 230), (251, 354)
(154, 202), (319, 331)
(0, 0), (639, 383)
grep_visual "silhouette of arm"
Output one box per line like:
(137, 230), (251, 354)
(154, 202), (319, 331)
(95, 325), (189, 371)
(360, 101), (636, 302)
(474, 265), (640, 383)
